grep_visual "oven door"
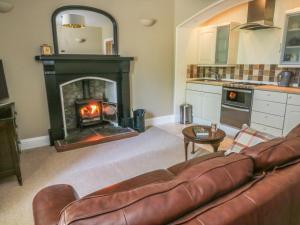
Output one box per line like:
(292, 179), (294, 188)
(221, 104), (251, 129)
(222, 88), (252, 108)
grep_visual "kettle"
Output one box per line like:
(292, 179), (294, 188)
(277, 71), (294, 87)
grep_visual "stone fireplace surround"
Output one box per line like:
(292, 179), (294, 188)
(36, 55), (134, 146)
(60, 77), (117, 136)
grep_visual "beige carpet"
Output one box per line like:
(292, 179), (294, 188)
(0, 127), (209, 225)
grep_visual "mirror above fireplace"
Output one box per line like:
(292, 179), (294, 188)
(52, 6), (118, 55)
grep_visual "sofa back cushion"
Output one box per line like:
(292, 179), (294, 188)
(241, 137), (300, 172)
(287, 124), (300, 139)
(58, 154), (253, 225)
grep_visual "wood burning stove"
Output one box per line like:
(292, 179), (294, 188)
(74, 80), (119, 128)
(75, 99), (103, 128)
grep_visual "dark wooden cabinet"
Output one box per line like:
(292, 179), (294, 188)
(0, 103), (22, 185)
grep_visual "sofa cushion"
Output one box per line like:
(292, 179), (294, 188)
(58, 154), (253, 225)
(225, 125), (274, 155)
(33, 184), (78, 225)
(287, 124), (300, 139)
(168, 151), (225, 175)
(86, 169), (175, 197)
(241, 137), (300, 172)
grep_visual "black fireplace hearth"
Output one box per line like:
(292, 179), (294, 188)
(36, 55), (135, 148)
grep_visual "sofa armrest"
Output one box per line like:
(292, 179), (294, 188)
(33, 184), (78, 225)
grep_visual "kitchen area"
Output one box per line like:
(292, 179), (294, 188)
(175, 0), (300, 137)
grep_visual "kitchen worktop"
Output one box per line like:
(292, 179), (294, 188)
(186, 79), (231, 86)
(255, 85), (300, 94)
(187, 79), (300, 95)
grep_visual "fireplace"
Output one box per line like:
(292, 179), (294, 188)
(36, 55), (138, 151)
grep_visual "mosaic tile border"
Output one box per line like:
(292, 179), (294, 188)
(187, 64), (300, 83)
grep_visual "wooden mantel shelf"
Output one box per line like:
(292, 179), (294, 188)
(35, 54), (134, 62)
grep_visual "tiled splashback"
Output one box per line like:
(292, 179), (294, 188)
(187, 64), (300, 83)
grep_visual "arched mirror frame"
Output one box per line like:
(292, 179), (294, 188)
(51, 5), (119, 55)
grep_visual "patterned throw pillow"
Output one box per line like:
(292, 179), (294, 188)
(225, 125), (275, 156)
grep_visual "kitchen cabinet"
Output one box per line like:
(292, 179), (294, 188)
(251, 90), (287, 137)
(283, 94), (300, 135)
(198, 27), (217, 65)
(186, 90), (203, 119)
(203, 93), (221, 123)
(198, 22), (239, 65)
(280, 10), (300, 65)
(186, 83), (221, 123)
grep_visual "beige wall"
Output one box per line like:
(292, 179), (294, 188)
(0, 0), (174, 139)
(174, 0), (218, 26)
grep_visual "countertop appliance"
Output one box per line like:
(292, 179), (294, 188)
(277, 71), (294, 87)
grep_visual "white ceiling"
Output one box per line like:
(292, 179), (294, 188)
(56, 9), (113, 28)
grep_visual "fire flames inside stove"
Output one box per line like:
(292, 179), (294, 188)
(80, 101), (101, 119)
(76, 99), (103, 128)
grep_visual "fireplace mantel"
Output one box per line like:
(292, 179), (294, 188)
(36, 54), (134, 145)
(35, 55), (133, 62)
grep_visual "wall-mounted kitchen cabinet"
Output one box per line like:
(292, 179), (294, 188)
(198, 22), (240, 66)
(280, 9), (300, 66)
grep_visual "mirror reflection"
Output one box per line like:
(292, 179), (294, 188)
(55, 9), (115, 55)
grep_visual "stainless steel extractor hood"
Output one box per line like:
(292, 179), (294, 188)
(236, 0), (279, 30)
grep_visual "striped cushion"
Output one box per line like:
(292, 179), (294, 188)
(225, 125), (274, 155)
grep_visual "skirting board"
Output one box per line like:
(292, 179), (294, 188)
(20, 114), (175, 151)
(145, 115), (175, 127)
(20, 136), (50, 151)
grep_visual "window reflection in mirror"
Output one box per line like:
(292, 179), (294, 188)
(55, 9), (115, 55)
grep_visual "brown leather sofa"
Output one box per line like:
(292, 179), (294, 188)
(32, 125), (300, 225)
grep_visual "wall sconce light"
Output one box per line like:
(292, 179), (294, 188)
(140, 18), (156, 27)
(0, 1), (13, 13)
(75, 38), (87, 43)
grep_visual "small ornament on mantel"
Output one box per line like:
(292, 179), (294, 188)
(40, 44), (52, 56)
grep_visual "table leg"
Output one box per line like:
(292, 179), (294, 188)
(192, 142), (195, 154)
(211, 142), (220, 153)
(184, 139), (190, 161)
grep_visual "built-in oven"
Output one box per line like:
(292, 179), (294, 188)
(221, 87), (253, 129)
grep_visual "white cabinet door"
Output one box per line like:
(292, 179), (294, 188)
(202, 93), (221, 123)
(198, 27), (217, 64)
(283, 104), (300, 136)
(186, 90), (203, 119)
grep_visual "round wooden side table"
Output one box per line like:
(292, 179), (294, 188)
(182, 125), (226, 161)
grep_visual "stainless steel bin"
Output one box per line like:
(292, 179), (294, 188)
(180, 104), (192, 124)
